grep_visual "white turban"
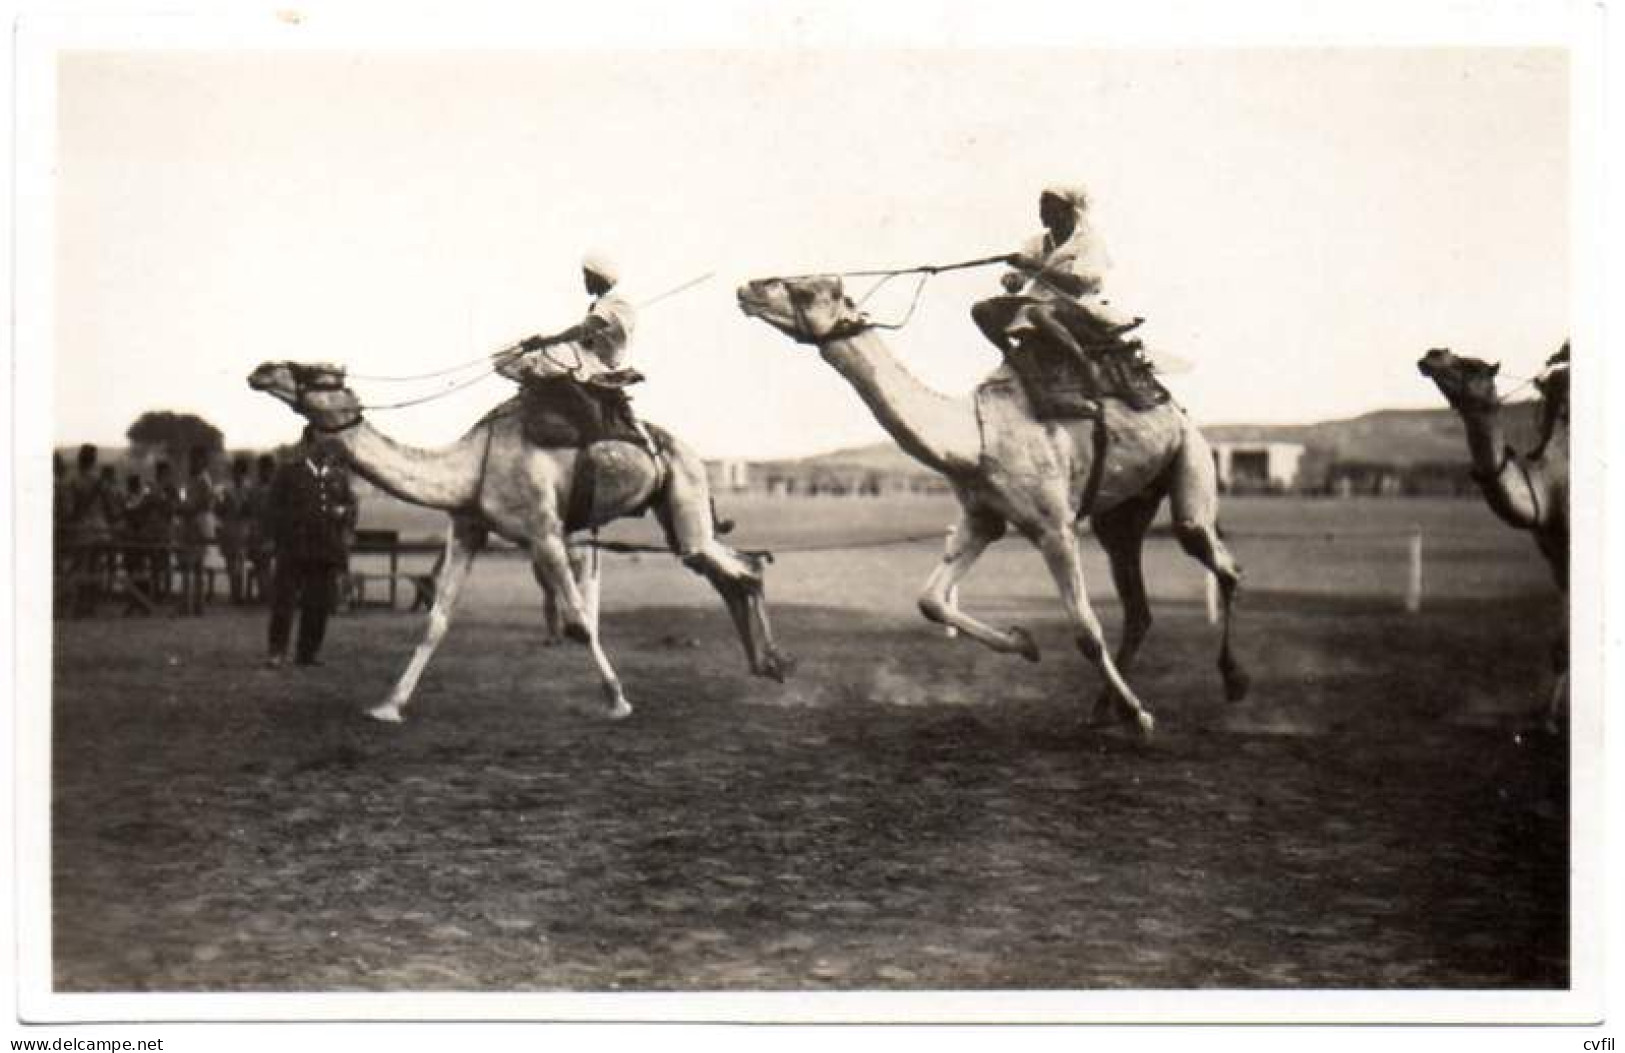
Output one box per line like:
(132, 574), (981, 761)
(1040, 184), (1090, 212)
(581, 251), (620, 286)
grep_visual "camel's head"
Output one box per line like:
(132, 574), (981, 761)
(1418, 348), (1501, 412)
(247, 360), (363, 431)
(736, 276), (867, 346)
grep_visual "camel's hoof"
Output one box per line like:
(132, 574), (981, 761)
(604, 698), (633, 721)
(1134, 710), (1156, 741)
(761, 650), (797, 683)
(563, 622), (592, 645)
(1007, 627), (1041, 663)
(367, 704), (405, 724)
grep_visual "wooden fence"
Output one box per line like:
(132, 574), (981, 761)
(53, 530), (445, 618)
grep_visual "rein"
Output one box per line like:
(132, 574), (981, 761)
(772, 252), (1015, 345)
(772, 252), (1015, 282)
(357, 365), (503, 412)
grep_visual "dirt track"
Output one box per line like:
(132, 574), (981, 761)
(51, 583), (1567, 992)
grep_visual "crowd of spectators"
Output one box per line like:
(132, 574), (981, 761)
(53, 442), (283, 616)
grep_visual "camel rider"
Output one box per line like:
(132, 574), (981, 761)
(970, 184), (1143, 392)
(497, 252), (655, 450)
(499, 252), (639, 385)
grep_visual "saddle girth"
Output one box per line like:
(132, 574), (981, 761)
(1075, 412), (1112, 522)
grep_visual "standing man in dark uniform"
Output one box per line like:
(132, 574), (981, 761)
(265, 428), (358, 668)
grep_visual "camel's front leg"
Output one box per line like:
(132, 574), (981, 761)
(530, 532), (630, 720)
(370, 523), (481, 723)
(1035, 527), (1155, 740)
(917, 510), (1040, 661)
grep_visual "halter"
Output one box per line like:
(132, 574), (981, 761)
(285, 363), (365, 433)
(759, 251), (1016, 346)
(784, 286), (877, 346)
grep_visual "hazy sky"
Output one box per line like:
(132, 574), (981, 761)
(54, 46), (1568, 458)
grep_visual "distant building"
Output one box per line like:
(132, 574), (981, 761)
(1211, 441), (1306, 494)
(706, 458), (751, 493)
(1325, 460), (1405, 497)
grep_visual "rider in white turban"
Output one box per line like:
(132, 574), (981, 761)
(580, 251), (620, 288)
(500, 252), (639, 381)
(971, 183), (1142, 396)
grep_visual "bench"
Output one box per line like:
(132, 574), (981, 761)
(344, 529), (444, 610)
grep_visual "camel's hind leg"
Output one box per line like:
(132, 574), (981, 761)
(371, 520), (483, 723)
(918, 509), (1041, 661)
(1167, 431), (1250, 702)
(654, 435), (795, 681)
(1087, 490), (1165, 726)
(529, 531), (630, 719)
(1035, 526), (1154, 740)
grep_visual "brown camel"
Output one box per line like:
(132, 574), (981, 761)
(737, 276), (1249, 739)
(1418, 347), (1569, 725)
(248, 360), (793, 722)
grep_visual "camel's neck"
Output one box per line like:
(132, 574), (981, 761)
(333, 420), (489, 512)
(1454, 402), (1543, 528)
(819, 331), (978, 474)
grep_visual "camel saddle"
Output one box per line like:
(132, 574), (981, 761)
(1000, 300), (1171, 421)
(482, 372), (664, 533)
(507, 372), (650, 449)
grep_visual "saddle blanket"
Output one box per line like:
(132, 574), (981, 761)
(985, 296), (1172, 421)
(485, 374), (649, 449)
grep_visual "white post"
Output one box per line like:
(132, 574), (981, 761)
(1204, 571), (1220, 626)
(1405, 530), (1423, 614)
(943, 523), (959, 638)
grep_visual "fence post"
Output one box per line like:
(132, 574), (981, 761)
(943, 523), (959, 638)
(1405, 529), (1424, 614)
(1204, 571), (1219, 626)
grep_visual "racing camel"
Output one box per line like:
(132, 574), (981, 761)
(1418, 346), (1569, 728)
(249, 360), (793, 723)
(737, 276), (1249, 739)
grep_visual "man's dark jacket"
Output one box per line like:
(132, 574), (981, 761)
(267, 454), (357, 564)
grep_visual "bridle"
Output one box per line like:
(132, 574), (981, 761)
(284, 364), (365, 433)
(782, 283), (876, 346)
(755, 252), (1018, 347)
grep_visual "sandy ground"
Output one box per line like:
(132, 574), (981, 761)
(49, 512), (1568, 991)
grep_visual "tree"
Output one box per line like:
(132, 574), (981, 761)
(125, 411), (225, 464)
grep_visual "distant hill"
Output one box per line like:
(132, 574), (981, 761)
(783, 402), (1544, 473)
(1205, 402), (1541, 467)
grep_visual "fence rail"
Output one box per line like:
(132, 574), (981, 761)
(53, 531), (444, 618)
(56, 520), (1522, 620)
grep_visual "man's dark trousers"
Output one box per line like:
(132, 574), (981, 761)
(268, 555), (339, 663)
